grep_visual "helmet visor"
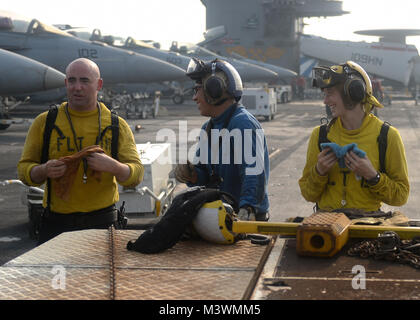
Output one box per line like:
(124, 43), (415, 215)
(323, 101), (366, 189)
(186, 58), (208, 81)
(312, 65), (347, 89)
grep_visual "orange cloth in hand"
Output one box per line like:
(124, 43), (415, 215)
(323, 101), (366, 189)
(54, 145), (104, 201)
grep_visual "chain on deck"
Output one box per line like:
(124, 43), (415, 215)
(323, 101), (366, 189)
(108, 225), (116, 300)
(0, 229), (270, 300)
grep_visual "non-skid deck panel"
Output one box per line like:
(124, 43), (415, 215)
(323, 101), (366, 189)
(0, 229), (268, 300)
(261, 239), (420, 300)
(0, 267), (109, 300)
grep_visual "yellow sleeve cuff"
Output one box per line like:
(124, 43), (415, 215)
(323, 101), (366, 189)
(117, 162), (144, 187)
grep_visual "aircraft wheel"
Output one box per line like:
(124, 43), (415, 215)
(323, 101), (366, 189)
(0, 113), (11, 130)
(172, 94), (184, 104)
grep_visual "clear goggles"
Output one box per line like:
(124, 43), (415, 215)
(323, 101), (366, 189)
(312, 65), (347, 89)
(186, 58), (208, 80)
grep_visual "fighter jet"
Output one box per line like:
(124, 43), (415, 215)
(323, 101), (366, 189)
(119, 38), (284, 105)
(0, 48), (64, 95)
(0, 11), (186, 86)
(229, 51), (297, 84)
(61, 27), (282, 104)
(167, 41), (279, 83)
(64, 27), (280, 83)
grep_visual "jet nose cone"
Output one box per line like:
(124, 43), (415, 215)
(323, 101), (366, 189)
(273, 67), (297, 82)
(0, 49), (65, 95)
(43, 67), (66, 90)
(126, 53), (186, 83)
(236, 62), (279, 82)
(277, 68), (297, 79)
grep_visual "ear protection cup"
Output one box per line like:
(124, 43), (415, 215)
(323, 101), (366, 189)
(344, 76), (366, 104)
(202, 62), (229, 105)
(189, 59), (243, 105)
(204, 76), (225, 100)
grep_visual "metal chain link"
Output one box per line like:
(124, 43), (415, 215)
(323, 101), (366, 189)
(348, 235), (420, 269)
(108, 225), (116, 300)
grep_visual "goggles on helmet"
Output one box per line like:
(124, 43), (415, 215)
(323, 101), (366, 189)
(186, 58), (209, 82)
(312, 65), (348, 89)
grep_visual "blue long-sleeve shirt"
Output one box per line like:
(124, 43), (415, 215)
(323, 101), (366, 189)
(188, 103), (270, 213)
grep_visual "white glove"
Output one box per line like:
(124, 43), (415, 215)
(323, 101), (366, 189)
(237, 207), (256, 221)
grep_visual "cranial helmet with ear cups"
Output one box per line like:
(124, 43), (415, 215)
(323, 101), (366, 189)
(312, 60), (373, 103)
(186, 58), (243, 105)
(341, 61), (369, 103)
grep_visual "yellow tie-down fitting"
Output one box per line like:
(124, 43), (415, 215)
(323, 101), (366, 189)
(193, 201), (420, 258)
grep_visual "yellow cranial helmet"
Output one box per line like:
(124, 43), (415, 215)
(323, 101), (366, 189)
(312, 61), (383, 110)
(345, 61), (372, 96)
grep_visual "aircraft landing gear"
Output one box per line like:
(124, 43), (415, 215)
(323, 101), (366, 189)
(0, 113), (11, 130)
(172, 94), (184, 104)
(0, 97), (11, 130)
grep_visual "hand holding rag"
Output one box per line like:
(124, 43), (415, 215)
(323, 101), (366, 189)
(54, 145), (104, 200)
(320, 143), (366, 168)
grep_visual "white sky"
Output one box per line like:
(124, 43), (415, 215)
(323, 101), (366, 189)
(2, 0), (420, 50)
(1, 0), (207, 49)
(304, 0), (420, 49)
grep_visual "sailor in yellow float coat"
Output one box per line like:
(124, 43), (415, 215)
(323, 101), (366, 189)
(299, 61), (409, 212)
(18, 58), (144, 216)
(18, 101), (144, 214)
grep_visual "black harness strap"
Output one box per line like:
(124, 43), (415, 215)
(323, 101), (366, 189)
(110, 110), (119, 161)
(42, 105), (59, 215)
(41, 105), (59, 164)
(377, 121), (390, 174)
(318, 123), (330, 151)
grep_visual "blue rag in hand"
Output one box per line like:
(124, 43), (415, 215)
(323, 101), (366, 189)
(320, 142), (366, 168)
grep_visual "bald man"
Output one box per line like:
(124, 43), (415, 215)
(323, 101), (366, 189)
(65, 58), (103, 112)
(18, 58), (144, 244)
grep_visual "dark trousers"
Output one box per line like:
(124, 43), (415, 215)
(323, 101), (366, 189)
(37, 205), (117, 246)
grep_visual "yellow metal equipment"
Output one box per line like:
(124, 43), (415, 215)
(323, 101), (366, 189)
(193, 206), (420, 258)
(296, 213), (351, 257)
(231, 213), (420, 257)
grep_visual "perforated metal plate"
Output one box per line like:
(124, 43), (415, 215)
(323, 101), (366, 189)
(254, 238), (420, 300)
(0, 229), (269, 300)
